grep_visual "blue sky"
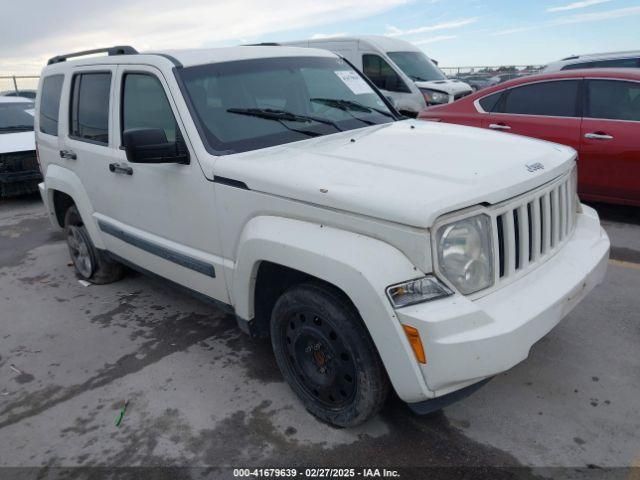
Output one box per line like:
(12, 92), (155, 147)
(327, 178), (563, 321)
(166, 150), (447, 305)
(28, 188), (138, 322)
(267, 0), (640, 67)
(2, 0), (639, 74)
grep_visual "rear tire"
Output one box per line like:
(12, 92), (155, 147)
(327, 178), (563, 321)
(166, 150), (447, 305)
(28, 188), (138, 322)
(64, 205), (124, 284)
(270, 283), (389, 427)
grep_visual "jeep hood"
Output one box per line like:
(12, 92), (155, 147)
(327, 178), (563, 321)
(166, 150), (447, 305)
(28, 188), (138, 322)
(213, 120), (576, 229)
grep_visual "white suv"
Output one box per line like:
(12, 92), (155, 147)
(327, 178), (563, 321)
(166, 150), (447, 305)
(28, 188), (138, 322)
(543, 50), (640, 72)
(36, 45), (610, 427)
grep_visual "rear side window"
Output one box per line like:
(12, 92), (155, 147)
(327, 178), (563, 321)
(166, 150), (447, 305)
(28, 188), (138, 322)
(585, 80), (640, 121)
(362, 54), (410, 93)
(563, 58), (640, 70)
(122, 73), (177, 142)
(70, 72), (111, 144)
(478, 92), (502, 112)
(501, 80), (579, 117)
(39, 75), (64, 136)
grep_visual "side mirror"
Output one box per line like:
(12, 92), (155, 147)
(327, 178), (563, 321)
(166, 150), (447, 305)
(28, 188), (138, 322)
(122, 128), (189, 164)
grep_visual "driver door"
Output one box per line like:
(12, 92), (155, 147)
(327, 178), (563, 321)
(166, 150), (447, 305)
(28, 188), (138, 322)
(361, 53), (414, 114)
(93, 64), (228, 302)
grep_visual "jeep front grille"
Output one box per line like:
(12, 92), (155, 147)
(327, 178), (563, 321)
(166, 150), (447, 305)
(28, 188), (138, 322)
(492, 168), (577, 287)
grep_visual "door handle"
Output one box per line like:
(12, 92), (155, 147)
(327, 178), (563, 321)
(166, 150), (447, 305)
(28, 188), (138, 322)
(585, 132), (613, 140)
(109, 163), (133, 175)
(489, 123), (511, 131)
(59, 149), (77, 160)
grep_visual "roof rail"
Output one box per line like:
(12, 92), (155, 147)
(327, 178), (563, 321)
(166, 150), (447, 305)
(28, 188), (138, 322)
(561, 55), (580, 61)
(47, 46), (138, 65)
(243, 42), (281, 46)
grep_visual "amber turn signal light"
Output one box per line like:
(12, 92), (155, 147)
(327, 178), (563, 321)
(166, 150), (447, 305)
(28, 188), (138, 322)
(402, 325), (426, 364)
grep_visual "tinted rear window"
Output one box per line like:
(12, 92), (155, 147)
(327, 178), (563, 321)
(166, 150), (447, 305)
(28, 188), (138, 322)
(70, 72), (111, 144)
(501, 80), (579, 117)
(39, 75), (64, 136)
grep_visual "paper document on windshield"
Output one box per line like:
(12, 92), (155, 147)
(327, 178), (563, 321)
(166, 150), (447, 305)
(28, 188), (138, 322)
(334, 71), (374, 95)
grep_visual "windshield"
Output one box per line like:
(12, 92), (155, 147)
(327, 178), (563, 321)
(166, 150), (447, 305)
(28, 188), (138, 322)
(0, 102), (35, 133)
(178, 56), (395, 154)
(387, 51), (446, 82)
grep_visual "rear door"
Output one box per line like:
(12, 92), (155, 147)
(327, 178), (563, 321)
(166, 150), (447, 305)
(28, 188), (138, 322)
(481, 79), (582, 150)
(579, 78), (640, 204)
(62, 65), (120, 225)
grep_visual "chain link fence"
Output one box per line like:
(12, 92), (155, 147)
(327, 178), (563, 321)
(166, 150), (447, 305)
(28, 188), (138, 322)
(440, 65), (544, 77)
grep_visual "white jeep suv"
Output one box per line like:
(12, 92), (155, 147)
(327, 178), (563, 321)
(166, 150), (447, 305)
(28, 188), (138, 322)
(36, 45), (609, 427)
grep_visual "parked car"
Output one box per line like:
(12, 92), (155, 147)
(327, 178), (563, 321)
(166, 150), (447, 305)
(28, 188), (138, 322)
(0, 96), (41, 196)
(278, 36), (473, 116)
(543, 50), (640, 73)
(36, 45), (609, 427)
(456, 75), (492, 92)
(487, 72), (523, 86)
(419, 69), (640, 206)
(1, 89), (37, 100)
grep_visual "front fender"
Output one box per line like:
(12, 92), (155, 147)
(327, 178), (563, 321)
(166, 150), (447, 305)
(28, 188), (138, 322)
(43, 164), (104, 249)
(232, 215), (434, 402)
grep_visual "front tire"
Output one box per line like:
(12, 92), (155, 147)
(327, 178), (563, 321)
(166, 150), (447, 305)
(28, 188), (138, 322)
(64, 205), (124, 284)
(270, 283), (389, 427)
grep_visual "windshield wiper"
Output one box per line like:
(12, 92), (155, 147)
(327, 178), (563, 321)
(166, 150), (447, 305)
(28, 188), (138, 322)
(0, 125), (34, 132)
(309, 99), (377, 126)
(311, 98), (395, 119)
(226, 108), (343, 133)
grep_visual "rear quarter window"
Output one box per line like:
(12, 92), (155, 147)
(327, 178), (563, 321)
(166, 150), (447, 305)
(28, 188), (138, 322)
(39, 75), (64, 136)
(478, 92), (503, 112)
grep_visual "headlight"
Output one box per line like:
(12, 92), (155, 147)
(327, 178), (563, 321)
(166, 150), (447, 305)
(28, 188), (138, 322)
(436, 214), (494, 295)
(421, 88), (449, 105)
(386, 276), (453, 308)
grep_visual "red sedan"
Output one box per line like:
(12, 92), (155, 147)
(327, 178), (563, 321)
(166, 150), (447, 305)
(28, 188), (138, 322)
(419, 69), (640, 206)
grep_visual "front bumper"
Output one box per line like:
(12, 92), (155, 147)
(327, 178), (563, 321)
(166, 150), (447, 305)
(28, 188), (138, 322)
(397, 204), (609, 397)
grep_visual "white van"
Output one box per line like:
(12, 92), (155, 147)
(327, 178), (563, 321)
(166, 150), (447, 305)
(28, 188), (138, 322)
(280, 36), (473, 116)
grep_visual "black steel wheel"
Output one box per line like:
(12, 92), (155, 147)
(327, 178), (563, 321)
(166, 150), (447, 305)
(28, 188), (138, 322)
(271, 283), (389, 427)
(283, 308), (357, 408)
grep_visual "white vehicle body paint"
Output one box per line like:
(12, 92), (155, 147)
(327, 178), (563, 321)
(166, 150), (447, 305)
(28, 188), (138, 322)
(36, 46), (609, 408)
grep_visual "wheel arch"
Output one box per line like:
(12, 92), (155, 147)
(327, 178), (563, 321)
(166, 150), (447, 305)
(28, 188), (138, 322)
(43, 164), (105, 248)
(231, 215), (433, 402)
